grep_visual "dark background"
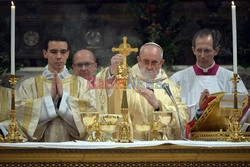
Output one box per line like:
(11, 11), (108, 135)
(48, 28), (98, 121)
(0, 0), (249, 70)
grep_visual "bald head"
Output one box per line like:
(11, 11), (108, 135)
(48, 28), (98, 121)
(72, 49), (97, 80)
(73, 49), (96, 63)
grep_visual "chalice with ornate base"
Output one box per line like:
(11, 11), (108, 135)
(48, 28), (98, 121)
(151, 112), (164, 141)
(154, 112), (172, 140)
(99, 114), (122, 142)
(79, 112), (100, 142)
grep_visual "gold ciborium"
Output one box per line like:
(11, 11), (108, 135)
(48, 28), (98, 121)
(99, 114), (122, 142)
(80, 112), (100, 142)
(154, 112), (171, 140)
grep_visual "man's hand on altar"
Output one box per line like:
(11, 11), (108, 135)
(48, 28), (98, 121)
(110, 54), (123, 75)
(137, 88), (159, 109)
(199, 89), (210, 109)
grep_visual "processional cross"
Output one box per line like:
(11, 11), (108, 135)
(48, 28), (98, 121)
(111, 36), (138, 142)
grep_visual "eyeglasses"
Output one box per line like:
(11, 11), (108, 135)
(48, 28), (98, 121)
(74, 62), (95, 68)
(140, 59), (162, 67)
(194, 48), (214, 55)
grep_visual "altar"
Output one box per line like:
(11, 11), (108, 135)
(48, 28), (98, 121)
(0, 140), (249, 166)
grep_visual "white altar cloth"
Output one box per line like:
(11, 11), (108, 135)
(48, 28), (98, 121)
(0, 140), (249, 149)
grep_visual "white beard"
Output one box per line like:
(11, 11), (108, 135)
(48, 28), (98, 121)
(140, 68), (159, 79)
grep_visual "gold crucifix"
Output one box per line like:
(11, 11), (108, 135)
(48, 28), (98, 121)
(112, 36), (138, 80)
(111, 36), (137, 143)
(112, 36), (138, 67)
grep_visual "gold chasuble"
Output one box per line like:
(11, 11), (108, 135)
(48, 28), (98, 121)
(98, 64), (189, 140)
(16, 75), (96, 142)
(95, 69), (113, 114)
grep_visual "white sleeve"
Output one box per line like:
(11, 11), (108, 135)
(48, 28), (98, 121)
(106, 68), (116, 97)
(240, 109), (250, 132)
(187, 103), (200, 121)
(241, 123), (250, 132)
(0, 123), (8, 137)
(38, 95), (57, 125)
(57, 92), (77, 129)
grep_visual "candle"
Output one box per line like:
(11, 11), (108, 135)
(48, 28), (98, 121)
(231, 1), (237, 74)
(11, 1), (15, 75)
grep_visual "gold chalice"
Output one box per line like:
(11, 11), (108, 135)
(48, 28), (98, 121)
(101, 114), (122, 124)
(79, 112), (99, 142)
(151, 112), (164, 141)
(99, 114), (122, 141)
(134, 124), (152, 140)
(156, 112), (172, 140)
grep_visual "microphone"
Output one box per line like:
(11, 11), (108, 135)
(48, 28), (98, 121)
(162, 83), (173, 98)
(162, 83), (187, 140)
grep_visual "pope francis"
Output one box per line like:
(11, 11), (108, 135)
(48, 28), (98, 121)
(97, 42), (189, 140)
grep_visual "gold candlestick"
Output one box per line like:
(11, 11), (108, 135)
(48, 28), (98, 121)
(2, 75), (23, 142)
(227, 73), (247, 142)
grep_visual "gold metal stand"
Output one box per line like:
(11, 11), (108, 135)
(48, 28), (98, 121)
(227, 73), (247, 142)
(1, 75), (23, 142)
(112, 36), (138, 143)
(118, 89), (133, 142)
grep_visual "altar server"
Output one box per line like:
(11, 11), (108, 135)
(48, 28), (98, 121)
(16, 34), (96, 142)
(170, 28), (249, 133)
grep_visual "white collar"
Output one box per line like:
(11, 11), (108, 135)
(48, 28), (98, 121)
(42, 65), (70, 80)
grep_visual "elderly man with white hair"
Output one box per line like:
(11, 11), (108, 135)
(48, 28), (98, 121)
(98, 42), (188, 141)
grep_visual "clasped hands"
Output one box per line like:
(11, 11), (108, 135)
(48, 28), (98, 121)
(50, 71), (63, 103)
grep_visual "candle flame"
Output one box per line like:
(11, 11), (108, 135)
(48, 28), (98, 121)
(11, 1), (14, 6)
(232, 1), (235, 6)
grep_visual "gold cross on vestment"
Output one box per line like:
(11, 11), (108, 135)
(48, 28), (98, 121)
(112, 36), (138, 67)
